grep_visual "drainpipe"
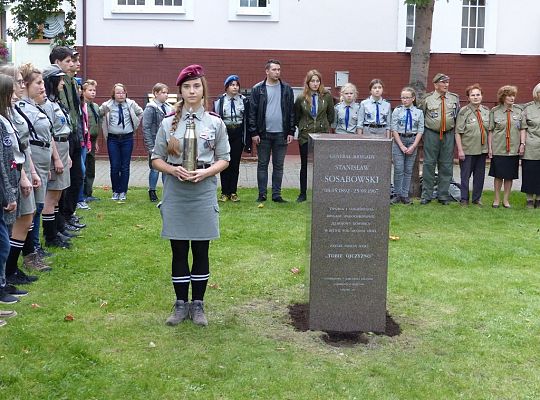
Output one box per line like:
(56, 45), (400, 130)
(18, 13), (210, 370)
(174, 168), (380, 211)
(82, 0), (87, 80)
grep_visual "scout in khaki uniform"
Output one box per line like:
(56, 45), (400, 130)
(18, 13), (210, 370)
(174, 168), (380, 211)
(520, 83), (540, 208)
(455, 83), (489, 205)
(419, 73), (460, 205)
(488, 85), (524, 208)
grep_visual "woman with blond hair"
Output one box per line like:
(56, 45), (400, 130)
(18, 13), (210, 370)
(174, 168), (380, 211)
(488, 85), (524, 208)
(333, 83), (360, 134)
(151, 65), (230, 327)
(520, 83), (540, 208)
(294, 69), (334, 202)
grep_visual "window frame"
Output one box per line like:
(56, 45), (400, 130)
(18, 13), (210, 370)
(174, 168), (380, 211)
(104, 0), (194, 20)
(111, 0), (185, 14)
(228, 0), (279, 22)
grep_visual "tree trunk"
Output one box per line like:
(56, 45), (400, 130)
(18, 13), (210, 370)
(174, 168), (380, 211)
(409, 0), (435, 198)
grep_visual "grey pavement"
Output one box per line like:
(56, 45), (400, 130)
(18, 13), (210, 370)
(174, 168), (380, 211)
(94, 156), (510, 191)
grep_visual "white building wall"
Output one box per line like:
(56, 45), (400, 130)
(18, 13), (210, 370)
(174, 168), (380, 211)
(63, 0), (540, 57)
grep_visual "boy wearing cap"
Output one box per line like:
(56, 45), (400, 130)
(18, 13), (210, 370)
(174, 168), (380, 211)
(419, 73), (460, 205)
(214, 75), (250, 202)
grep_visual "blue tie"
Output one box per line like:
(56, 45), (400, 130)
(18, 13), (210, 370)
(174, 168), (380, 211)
(161, 104), (167, 114)
(375, 101), (380, 125)
(345, 106), (350, 129)
(230, 98), (237, 121)
(405, 109), (412, 133)
(311, 94), (317, 117)
(118, 102), (125, 129)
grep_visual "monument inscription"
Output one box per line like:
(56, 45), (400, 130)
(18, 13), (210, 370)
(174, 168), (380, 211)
(308, 134), (391, 332)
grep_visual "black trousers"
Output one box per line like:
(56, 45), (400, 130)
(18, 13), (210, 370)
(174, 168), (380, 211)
(459, 153), (487, 202)
(84, 138), (97, 197)
(61, 139), (83, 219)
(220, 127), (243, 196)
(299, 142), (308, 195)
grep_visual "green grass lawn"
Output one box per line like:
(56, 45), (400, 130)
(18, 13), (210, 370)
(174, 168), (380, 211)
(1, 187), (539, 399)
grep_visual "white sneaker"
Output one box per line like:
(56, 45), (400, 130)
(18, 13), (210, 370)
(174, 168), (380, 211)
(119, 192), (126, 201)
(76, 201), (90, 210)
(111, 192), (119, 201)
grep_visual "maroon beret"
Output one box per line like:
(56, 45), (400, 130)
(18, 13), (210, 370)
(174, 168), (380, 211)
(176, 64), (205, 86)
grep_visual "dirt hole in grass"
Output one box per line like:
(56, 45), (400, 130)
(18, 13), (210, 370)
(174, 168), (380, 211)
(288, 303), (401, 347)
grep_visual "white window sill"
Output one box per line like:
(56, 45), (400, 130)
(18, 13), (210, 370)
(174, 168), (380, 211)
(236, 8), (271, 16)
(111, 7), (186, 14)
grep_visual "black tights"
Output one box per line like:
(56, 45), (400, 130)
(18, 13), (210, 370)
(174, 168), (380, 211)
(170, 240), (209, 302)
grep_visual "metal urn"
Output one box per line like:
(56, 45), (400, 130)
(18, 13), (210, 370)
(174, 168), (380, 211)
(182, 109), (198, 171)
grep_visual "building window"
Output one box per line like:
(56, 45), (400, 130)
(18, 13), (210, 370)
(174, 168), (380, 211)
(238, 0), (271, 15)
(461, 0), (485, 49)
(229, 0), (278, 21)
(112, 0), (185, 13)
(43, 13), (65, 39)
(405, 4), (415, 48)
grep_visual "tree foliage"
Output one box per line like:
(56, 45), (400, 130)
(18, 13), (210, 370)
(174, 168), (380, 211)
(1, 0), (76, 45)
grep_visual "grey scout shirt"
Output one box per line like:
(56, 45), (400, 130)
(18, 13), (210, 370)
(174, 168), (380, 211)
(359, 96), (391, 128)
(17, 98), (52, 144)
(42, 99), (71, 139)
(214, 94), (245, 127)
(391, 105), (424, 135)
(108, 100), (134, 135)
(333, 102), (360, 134)
(151, 106), (231, 166)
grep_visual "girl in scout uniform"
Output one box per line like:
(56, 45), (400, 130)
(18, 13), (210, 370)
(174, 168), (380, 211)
(294, 69), (334, 202)
(390, 87), (424, 204)
(100, 83), (144, 202)
(520, 83), (540, 208)
(333, 83), (360, 134)
(14, 64), (53, 281)
(1, 65), (50, 288)
(41, 64), (73, 249)
(0, 73), (21, 307)
(151, 65), (230, 327)
(455, 84), (490, 206)
(488, 85), (524, 209)
(0, 72), (34, 295)
(357, 79), (391, 139)
(214, 75), (250, 203)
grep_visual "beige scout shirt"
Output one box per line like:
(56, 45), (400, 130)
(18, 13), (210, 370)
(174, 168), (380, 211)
(151, 106), (230, 165)
(421, 91), (460, 132)
(521, 101), (540, 160)
(455, 104), (489, 155)
(488, 104), (523, 156)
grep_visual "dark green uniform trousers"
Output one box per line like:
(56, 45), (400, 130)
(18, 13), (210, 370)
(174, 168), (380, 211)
(422, 128), (455, 201)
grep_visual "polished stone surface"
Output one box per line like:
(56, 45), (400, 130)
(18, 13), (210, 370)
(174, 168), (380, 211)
(308, 134), (391, 332)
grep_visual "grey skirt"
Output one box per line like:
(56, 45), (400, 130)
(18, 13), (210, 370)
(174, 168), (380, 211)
(48, 141), (71, 190)
(18, 156), (36, 216)
(30, 144), (52, 204)
(160, 173), (220, 241)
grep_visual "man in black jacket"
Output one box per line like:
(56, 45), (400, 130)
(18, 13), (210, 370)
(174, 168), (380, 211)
(248, 59), (295, 203)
